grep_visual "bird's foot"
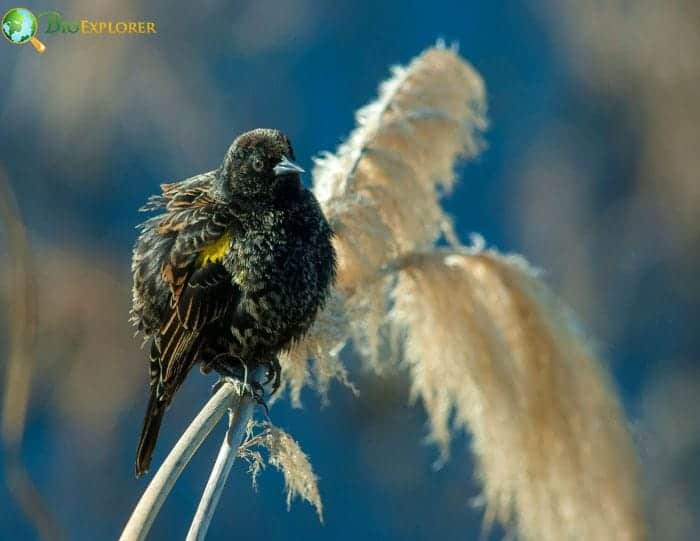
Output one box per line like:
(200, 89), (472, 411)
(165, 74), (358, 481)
(210, 376), (269, 417)
(205, 354), (246, 380)
(207, 354), (246, 396)
(250, 381), (269, 417)
(262, 357), (282, 396)
(206, 354), (270, 415)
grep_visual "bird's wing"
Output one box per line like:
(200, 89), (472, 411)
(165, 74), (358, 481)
(140, 169), (219, 213)
(132, 170), (224, 335)
(133, 171), (241, 397)
(155, 262), (239, 391)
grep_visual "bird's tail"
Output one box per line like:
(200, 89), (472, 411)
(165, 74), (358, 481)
(135, 390), (166, 477)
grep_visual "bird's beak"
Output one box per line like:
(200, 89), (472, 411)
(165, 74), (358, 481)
(274, 156), (305, 176)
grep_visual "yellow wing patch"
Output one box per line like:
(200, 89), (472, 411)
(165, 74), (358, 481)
(196, 231), (232, 266)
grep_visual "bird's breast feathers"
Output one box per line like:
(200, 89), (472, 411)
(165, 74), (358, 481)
(195, 230), (233, 266)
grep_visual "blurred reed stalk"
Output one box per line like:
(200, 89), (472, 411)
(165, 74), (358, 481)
(0, 169), (65, 541)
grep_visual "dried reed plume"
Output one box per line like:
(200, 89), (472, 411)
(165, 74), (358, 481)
(239, 420), (323, 521)
(282, 42), (486, 388)
(281, 44), (647, 540)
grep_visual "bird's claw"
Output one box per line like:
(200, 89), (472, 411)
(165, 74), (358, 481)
(263, 357), (282, 395)
(250, 381), (269, 417)
(205, 354), (276, 414)
(211, 377), (267, 414)
(211, 376), (236, 396)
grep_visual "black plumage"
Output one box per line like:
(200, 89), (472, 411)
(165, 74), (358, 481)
(130, 129), (336, 477)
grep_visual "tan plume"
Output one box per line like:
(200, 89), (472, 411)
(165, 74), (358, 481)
(391, 244), (645, 540)
(278, 43), (646, 540)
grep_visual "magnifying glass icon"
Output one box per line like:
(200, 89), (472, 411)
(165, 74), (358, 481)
(2, 8), (46, 53)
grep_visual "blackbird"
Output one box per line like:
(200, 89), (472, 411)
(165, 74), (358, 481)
(130, 129), (336, 476)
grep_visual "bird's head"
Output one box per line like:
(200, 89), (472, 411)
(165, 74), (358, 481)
(220, 128), (304, 206)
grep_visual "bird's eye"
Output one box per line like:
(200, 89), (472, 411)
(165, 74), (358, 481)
(251, 156), (264, 172)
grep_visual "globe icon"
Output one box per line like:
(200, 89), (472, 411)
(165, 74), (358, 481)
(2, 8), (46, 53)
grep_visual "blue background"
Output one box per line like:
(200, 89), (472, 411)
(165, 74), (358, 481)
(0, 1), (697, 540)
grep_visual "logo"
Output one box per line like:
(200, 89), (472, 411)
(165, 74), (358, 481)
(2, 7), (157, 53)
(2, 8), (45, 53)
